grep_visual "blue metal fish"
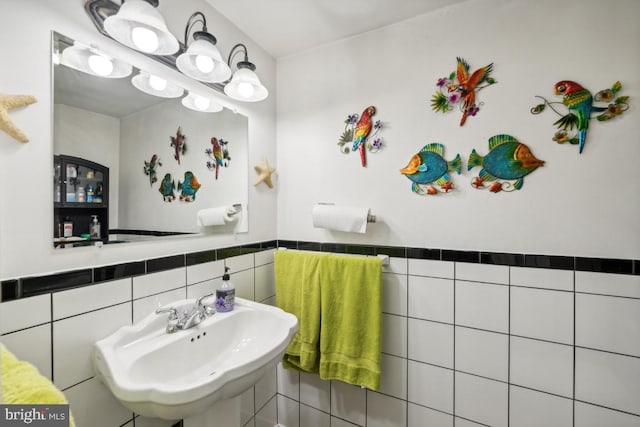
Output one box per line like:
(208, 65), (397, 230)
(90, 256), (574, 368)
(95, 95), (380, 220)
(468, 134), (544, 191)
(177, 171), (201, 202)
(400, 143), (462, 194)
(158, 173), (175, 202)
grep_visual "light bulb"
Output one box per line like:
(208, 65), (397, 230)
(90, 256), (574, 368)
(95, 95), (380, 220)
(193, 95), (210, 111)
(148, 75), (167, 91)
(88, 54), (114, 76)
(195, 55), (215, 73)
(131, 27), (159, 53)
(237, 82), (255, 99)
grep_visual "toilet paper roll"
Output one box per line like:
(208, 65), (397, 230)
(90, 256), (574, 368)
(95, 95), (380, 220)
(197, 207), (239, 227)
(311, 204), (370, 233)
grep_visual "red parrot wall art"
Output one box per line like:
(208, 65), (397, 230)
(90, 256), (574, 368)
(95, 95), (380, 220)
(338, 106), (383, 167)
(431, 57), (497, 126)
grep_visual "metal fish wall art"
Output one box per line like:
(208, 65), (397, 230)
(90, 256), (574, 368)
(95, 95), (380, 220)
(468, 134), (544, 193)
(400, 143), (461, 195)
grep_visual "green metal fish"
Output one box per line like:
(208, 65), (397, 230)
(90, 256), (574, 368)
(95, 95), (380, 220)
(468, 134), (544, 191)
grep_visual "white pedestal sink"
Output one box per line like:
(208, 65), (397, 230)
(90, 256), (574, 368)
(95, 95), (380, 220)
(93, 298), (298, 426)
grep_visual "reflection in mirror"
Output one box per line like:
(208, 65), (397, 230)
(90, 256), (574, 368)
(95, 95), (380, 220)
(52, 32), (249, 248)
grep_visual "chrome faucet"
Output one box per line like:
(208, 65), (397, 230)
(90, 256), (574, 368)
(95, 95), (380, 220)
(155, 292), (216, 333)
(155, 307), (179, 333)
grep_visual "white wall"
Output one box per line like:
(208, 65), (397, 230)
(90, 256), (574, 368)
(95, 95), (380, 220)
(0, 0), (277, 279)
(54, 104), (121, 227)
(276, 0), (640, 259)
(119, 101), (249, 233)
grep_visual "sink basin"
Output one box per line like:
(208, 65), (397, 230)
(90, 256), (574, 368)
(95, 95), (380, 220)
(93, 297), (298, 420)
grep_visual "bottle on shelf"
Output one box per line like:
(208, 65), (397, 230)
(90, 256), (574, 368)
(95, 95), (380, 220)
(90, 215), (101, 239)
(76, 186), (86, 203)
(86, 184), (94, 203)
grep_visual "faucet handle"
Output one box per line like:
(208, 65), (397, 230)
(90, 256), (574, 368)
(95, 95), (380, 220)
(155, 307), (179, 320)
(196, 292), (216, 316)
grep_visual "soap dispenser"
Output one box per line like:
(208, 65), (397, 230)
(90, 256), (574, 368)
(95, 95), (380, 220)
(215, 267), (235, 312)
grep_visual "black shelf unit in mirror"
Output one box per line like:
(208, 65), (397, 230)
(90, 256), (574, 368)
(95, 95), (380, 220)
(54, 155), (109, 247)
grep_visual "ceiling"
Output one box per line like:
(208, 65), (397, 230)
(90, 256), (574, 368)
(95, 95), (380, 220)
(205, 0), (467, 58)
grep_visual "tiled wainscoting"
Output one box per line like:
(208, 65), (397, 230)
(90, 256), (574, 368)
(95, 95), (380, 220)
(274, 244), (640, 427)
(1, 241), (639, 427)
(0, 247), (280, 427)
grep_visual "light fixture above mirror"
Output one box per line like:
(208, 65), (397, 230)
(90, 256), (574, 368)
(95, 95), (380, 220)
(60, 41), (132, 78)
(176, 12), (231, 83)
(85, 0), (268, 101)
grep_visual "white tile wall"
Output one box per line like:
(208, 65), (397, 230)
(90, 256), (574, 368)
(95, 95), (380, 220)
(186, 259), (225, 285)
(381, 313), (407, 358)
(0, 293), (50, 334)
(455, 263), (509, 285)
(511, 266), (574, 291)
(379, 353), (407, 400)
(455, 326), (508, 381)
(575, 348), (640, 415)
(407, 276), (453, 323)
(53, 302), (131, 390)
(277, 395), (299, 427)
(300, 371), (331, 412)
(64, 377), (132, 427)
(382, 272), (407, 316)
(574, 401), (640, 427)
(366, 391), (407, 427)
(0, 324), (52, 379)
(407, 403), (453, 427)
(133, 287), (186, 323)
(408, 318), (453, 368)
(255, 395), (277, 427)
(576, 271), (640, 298)
(300, 404), (330, 427)
(255, 263), (275, 302)
(455, 280), (508, 333)
(407, 259), (453, 279)
(330, 381), (366, 426)
(53, 278), (131, 320)
(511, 286), (573, 344)
(455, 372), (508, 427)
(509, 385), (573, 427)
(407, 360), (453, 413)
(576, 293), (640, 357)
(510, 336), (574, 398)
(132, 268), (186, 299)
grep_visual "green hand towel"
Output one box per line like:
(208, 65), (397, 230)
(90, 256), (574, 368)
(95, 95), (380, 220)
(0, 343), (76, 427)
(319, 255), (382, 390)
(275, 250), (325, 372)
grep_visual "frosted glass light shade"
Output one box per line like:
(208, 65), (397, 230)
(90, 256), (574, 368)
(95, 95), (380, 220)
(181, 92), (223, 112)
(176, 38), (231, 83)
(224, 67), (268, 102)
(131, 71), (184, 98)
(103, 0), (179, 55)
(61, 43), (132, 78)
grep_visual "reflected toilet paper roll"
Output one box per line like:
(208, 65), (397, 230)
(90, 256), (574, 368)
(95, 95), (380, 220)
(197, 207), (239, 227)
(311, 204), (370, 233)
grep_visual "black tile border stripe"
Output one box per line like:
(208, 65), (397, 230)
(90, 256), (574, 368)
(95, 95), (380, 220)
(1, 240), (637, 302)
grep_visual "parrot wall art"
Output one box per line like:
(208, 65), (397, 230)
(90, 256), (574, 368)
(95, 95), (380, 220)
(205, 137), (231, 180)
(531, 80), (629, 154)
(170, 126), (187, 164)
(431, 57), (497, 126)
(338, 105), (383, 167)
(468, 134), (544, 193)
(400, 143), (461, 195)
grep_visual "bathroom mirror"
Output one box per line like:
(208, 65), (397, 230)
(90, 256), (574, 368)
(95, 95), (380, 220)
(52, 32), (249, 246)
